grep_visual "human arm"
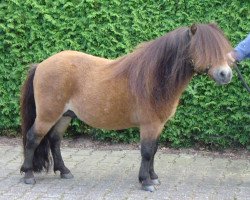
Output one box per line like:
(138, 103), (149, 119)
(234, 34), (250, 62)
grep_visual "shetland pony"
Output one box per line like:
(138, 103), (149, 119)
(20, 23), (232, 192)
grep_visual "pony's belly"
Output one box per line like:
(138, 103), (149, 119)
(69, 67), (141, 130)
(76, 112), (136, 130)
(69, 98), (137, 130)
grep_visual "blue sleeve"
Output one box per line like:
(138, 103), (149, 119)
(234, 34), (250, 62)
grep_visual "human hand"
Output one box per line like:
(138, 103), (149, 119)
(227, 51), (237, 66)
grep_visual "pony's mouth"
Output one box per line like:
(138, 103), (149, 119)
(216, 78), (232, 85)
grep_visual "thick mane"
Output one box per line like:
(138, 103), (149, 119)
(108, 24), (232, 111)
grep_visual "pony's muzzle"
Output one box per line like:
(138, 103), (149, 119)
(213, 67), (232, 85)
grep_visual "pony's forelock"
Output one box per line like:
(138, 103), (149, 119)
(190, 24), (232, 69)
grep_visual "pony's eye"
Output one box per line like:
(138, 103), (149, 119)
(205, 65), (211, 73)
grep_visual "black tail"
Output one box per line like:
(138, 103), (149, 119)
(21, 64), (51, 172)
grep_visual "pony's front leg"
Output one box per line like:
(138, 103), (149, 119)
(149, 141), (161, 185)
(139, 124), (163, 192)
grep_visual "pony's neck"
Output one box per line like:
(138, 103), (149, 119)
(108, 28), (194, 115)
(156, 70), (195, 121)
(151, 58), (195, 104)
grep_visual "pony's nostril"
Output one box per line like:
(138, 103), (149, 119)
(217, 69), (232, 84)
(219, 71), (226, 78)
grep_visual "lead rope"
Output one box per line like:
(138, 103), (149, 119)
(234, 64), (250, 93)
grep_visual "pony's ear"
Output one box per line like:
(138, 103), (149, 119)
(209, 23), (219, 29)
(190, 24), (197, 35)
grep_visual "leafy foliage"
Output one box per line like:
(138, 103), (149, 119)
(0, 0), (249, 148)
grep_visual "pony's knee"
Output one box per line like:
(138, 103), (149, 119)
(141, 140), (157, 160)
(141, 148), (152, 161)
(26, 126), (42, 149)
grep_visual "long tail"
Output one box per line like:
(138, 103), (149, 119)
(21, 64), (51, 172)
(21, 64), (37, 148)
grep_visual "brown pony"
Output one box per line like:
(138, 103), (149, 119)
(20, 23), (232, 192)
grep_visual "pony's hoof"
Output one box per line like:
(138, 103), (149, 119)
(61, 172), (74, 179)
(151, 179), (161, 185)
(142, 185), (156, 192)
(24, 177), (36, 185)
(23, 171), (35, 184)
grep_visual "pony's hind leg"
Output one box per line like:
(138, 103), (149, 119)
(20, 125), (43, 184)
(48, 116), (73, 179)
(21, 120), (55, 184)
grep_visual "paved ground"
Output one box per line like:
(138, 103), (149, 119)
(0, 137), (249, 200)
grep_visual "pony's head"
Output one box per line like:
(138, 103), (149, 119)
(189, 23), (233, 85)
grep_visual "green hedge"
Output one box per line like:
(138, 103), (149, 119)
(0, 0), (249, 148)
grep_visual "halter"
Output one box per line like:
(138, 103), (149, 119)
(190, 59), (211, 75)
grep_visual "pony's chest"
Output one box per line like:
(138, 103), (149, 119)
(158, 100), (180, 123)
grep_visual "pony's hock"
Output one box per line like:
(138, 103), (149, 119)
(20, 23), (233, 191)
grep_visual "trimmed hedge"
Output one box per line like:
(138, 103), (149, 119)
(0, 0), (249, 148)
